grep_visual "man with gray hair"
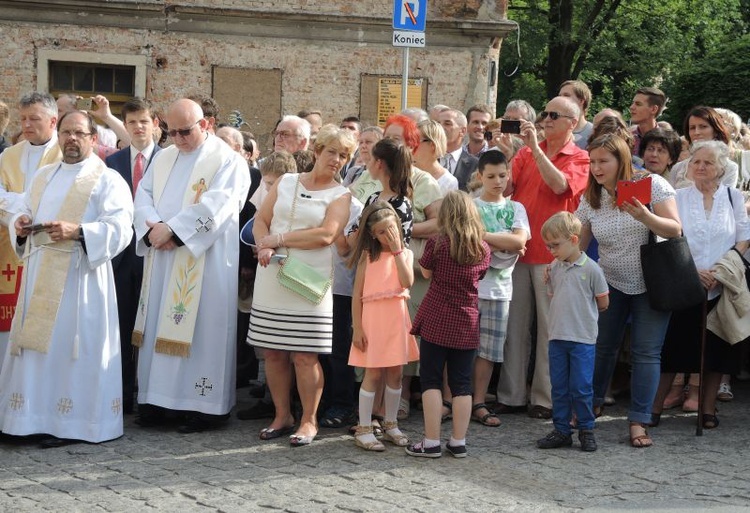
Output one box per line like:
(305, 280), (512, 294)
(504, 100), (537, 123)
(273, 115), (311, 153)
(0, 92), (63, 370)
(437, 107), (478, 191)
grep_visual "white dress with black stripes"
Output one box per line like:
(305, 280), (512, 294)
(248, 174), (349, 353)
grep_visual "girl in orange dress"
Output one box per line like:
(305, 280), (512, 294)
(348, 201), (419, 451)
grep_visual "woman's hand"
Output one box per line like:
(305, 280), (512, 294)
(698, 269), (717, 290)
(619, 197), (650, 223)
(257, 233), (280, 250)
(352, 328), (367, 352)
(257, 247), (275, 267)
(385, 223), (402, 253)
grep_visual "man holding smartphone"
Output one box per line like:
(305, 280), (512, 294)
(496, 96), (590, 420)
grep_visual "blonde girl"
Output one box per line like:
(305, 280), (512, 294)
(406, 191), (490, 458)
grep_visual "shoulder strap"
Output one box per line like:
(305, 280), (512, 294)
(728, 186), (734, 208)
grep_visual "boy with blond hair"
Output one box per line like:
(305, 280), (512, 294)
(537, 212), (608, 452)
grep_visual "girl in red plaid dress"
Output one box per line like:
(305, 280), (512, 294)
(348, 201), (419, 451)
(406, 191), (491, 458)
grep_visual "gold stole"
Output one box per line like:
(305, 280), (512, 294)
(0, 142), (62, 331)
(132, 140), (223, 357)
(9, 157), (105, 355)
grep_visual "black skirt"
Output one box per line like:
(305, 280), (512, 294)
(661, 297), (745, 374)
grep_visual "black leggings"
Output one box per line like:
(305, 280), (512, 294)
(419, 339), (475, 396)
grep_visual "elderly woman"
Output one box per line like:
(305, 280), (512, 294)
(342, 126), (383, 188)
(639, 128), (683, 178)
(650, 141), (750, 429)
(248, 124), (356, 446)
(670, 106), (738, 189)
(414, 119), (458, 194)
(576, 134), (681, 448)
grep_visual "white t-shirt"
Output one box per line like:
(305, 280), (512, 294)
(474, 197), (530, 300)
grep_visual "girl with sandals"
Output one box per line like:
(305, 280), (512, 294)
(348, 201), (419, 451)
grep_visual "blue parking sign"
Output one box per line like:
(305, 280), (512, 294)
(393, 0), (427, 32)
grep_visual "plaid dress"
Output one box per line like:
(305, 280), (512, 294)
(410, 235), (490, 350)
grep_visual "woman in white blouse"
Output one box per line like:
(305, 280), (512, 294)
(651, 140), (750, 430)
(576, 134), (681, 448)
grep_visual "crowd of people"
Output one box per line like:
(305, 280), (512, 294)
(0, 81), (749, 456)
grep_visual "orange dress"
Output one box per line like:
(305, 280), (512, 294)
(348, 253), (419, 368)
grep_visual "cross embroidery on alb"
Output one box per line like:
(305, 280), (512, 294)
(195, 217), (214, 233)
(9, 392), (24, 410)
(195, 377), (213, 396)
(111, 398), (122, 415)
(57, 398), (73, 414)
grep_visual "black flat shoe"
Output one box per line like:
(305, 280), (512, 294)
(702, 413), (719, 429)
(177, 413), (229, 434)
(259, 425), (295, 440)
(39, 437), (80, 449)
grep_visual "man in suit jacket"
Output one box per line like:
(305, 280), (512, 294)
(438, 107), (479, 191)
(105, 97), (160, 414)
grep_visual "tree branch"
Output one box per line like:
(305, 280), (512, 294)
(572, 0), (623, 78)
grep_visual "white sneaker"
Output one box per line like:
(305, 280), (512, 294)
(717, 382), (734, 402)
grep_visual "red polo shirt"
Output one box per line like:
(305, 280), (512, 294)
(511, 139), (590, 264)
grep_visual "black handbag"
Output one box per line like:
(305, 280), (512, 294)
(640, 231), (705, 311)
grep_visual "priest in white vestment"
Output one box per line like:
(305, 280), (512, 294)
(133, 99), (249, 433)
(0, 92), (62, 371)
(0, 110), (133, 447)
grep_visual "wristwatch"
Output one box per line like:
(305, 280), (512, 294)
(77, 225), (85, 243)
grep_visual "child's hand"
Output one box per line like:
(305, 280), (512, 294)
(352, 329), (367, 352)
(543, 263), (552, 284)
(385, 223), (402, 253)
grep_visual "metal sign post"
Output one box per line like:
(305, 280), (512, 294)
(392, 0), (427, 111)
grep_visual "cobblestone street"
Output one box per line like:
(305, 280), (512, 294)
(2, 383), (750, 512)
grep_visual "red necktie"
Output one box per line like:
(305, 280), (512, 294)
(133, 152), (144, 197)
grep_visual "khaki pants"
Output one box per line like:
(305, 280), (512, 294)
(496, 262), (552, 409)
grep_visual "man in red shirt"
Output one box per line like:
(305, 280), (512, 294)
(496, 96), (590, 419)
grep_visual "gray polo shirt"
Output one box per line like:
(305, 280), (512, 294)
(547, 253), (609, 345)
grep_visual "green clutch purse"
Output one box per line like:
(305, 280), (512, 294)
(277, 254), (331, 305)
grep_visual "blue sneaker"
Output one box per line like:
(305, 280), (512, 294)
(405, 439), (442, 458)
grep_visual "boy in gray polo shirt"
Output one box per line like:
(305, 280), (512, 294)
(536, 212), (609, 452)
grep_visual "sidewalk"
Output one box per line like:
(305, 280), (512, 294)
(2, 382), (750, 512)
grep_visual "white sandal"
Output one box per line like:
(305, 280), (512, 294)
(381, 421), (409, 446)
(354, 425), (385, 452)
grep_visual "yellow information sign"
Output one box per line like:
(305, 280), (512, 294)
(377, 78), (424, 126)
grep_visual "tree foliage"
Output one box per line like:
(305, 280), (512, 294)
(498, 0), (748, 130)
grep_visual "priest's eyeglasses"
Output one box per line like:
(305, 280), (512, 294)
(167, 120), (200, 138)
(59, 130), (93, 139)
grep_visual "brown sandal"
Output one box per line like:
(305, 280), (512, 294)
(629, 422), (653, 448)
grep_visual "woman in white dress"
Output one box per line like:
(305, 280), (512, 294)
(248, 125), (356, 446)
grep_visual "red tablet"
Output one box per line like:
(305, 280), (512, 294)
(617, 176), (652, 207)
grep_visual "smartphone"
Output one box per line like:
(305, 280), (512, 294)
(23, 223), (46, 233)
(75, 97), (93, 111)
(500, 119), (521, 134)
(270, 254), (287, 263)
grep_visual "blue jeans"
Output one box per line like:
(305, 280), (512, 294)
(593, 287), (671, 424)
(549, 340), (595, 434)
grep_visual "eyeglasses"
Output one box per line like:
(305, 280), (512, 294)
(59, 130), (93, 139)
(167, 120), (200, 138)
(540, 111), (575, 121)
(273, 130), (300, 140)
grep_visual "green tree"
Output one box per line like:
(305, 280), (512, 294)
(498, 0), (747, 124)
(665, 34), (750, 127)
